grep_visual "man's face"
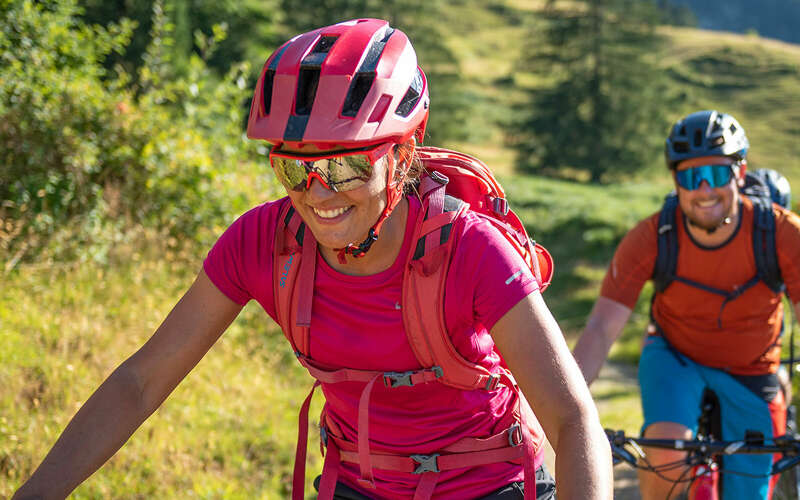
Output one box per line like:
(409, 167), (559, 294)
(674, 155), (742, 232)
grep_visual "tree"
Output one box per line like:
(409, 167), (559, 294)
(78, 0), (282, 77)
(514, 0), (676, 182)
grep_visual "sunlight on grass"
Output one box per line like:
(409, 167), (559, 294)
(0, 258), (323, 498)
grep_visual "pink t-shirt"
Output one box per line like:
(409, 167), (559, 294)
(204, 195), (541, 498)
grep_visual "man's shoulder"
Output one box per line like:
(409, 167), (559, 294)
(774, 204), (800, 242)
(775, 204), (800, 228)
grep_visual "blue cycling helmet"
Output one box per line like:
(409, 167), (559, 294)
(665, 110), (749, 169)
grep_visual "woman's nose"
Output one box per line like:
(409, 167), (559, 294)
(305, 175), (335, 200)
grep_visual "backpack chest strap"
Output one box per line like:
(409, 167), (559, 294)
(296, 353), (444, 387)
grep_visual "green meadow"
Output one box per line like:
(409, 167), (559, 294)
(4, 2), (800, 497)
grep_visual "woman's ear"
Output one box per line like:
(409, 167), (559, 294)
(396, 137), (416, 166)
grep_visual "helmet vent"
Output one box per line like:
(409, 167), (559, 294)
(313, 36), (338, 53)
(673, 141), (690, 153)
(679, 126), (686, 136)
(303, 36), (339, 66)
(339, 26), (395, 118)
(395, 67), (424, 117)
(295, 68), (321, 116)
(693, 129), (703, 147)
(710, 136), (725, 147)
(360, 27), (395, 73)
(262, 69), (276, 115)
(730, 123), (737, 134)
(341, 73), (375, 117)
(261, 42), (291, 115)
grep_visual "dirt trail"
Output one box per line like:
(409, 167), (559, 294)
(597, 361), (641, 499)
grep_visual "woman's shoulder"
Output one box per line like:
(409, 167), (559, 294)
(237, 197), (290, 225)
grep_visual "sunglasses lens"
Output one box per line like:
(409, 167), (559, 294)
(325, 155), (373, 191)
(271, 150), (380, 192)
(710, 165), (733, 187)
(676, 165), (733, 190)
(271, 157), (310, 191)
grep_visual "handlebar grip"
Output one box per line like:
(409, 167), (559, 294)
(611, 446), (638, 466)
(773, 455), (800, 475)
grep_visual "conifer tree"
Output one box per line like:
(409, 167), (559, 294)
(515, 0), (676, 182)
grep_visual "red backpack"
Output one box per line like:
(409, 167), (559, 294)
(273, 146), (554, 500)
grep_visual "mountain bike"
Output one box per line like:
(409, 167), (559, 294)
(607, 387), (800, 500)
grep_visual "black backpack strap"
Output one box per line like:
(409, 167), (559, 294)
(653, 193), (679, 293)
(412, 191), (465, 261)
(750, 195), (784, 294)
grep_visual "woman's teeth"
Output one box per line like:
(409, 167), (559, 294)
(313, 206), (349, 219)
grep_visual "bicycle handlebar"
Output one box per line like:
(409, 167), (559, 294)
(606, 429), (800, 475)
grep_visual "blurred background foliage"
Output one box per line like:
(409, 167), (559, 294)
(2, 0), (799, 269)
(2, 0), (800, 496)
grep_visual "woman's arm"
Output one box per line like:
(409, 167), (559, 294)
(491, 290), (613, 500)
(13, 269), (243, 500)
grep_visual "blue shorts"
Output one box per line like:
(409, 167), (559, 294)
(639, 335), (785, 499)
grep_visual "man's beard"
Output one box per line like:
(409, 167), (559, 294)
(686, 214), (732, 234)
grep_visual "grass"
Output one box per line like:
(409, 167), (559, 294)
(0, 257), (322, 498)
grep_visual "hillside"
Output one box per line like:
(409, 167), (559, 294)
(441, 1), (800, 191)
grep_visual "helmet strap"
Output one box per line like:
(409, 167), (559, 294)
(334, 147), (412, 264)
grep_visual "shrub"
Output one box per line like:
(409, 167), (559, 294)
(0, 0), (271, 271)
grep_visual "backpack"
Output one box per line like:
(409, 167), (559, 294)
(272, 146), (553, 500)
(652, 168), (791, 327)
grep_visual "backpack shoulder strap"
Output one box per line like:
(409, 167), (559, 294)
(273, 198), (318, 356)
(653, 193), (679, 293)
(749, 194), (784, 294)
(401, 174), (502, 391)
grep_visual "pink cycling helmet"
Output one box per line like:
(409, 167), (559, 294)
(246, 18), (429, 149)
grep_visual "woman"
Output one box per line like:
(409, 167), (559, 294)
(14, 19), (612, 500)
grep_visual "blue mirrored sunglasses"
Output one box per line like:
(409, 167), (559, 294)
(675, 164), (735, 190)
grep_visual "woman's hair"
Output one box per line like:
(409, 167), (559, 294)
(396, 142), (425, 195)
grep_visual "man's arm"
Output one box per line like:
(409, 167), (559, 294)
(492, 291), (613, 500)
(572, 296), (633, 385)
(13, 270), (243, 500)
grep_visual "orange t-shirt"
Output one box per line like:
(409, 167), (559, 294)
(601, 197), (800, 375)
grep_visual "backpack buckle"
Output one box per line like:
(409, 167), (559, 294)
(484, 373), (501, 391)
(411, 453), (440, 474)
(507, 423), (523, 447)
(383, 367), (443, 388)
(429, 171), (449, 185)
(492, 197), (509, 216)
(383, 371), (414, 388)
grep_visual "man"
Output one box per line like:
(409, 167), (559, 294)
(573, 110), (800, 499)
